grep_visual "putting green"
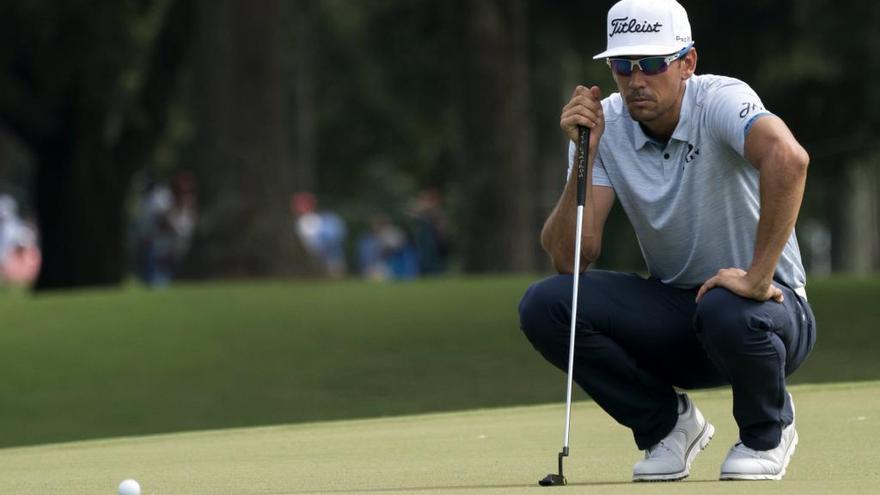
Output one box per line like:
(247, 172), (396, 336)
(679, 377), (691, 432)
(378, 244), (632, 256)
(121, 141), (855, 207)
(2, 382), (878, 494)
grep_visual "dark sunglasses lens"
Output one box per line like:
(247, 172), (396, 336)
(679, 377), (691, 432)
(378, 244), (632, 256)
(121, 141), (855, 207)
(609, 59), (633, 76)
(640, 57), (668, 75)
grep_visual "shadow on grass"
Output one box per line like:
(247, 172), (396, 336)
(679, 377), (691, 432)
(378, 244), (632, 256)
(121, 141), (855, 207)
(277, 478), (724, 494)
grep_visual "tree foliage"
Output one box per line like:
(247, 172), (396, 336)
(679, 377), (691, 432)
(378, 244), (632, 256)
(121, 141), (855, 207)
(0, 0), (877, 288)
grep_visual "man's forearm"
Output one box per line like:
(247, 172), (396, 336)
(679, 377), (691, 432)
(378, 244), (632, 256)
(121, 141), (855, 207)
(748, 143), (809, 288)
(540, 149), (600, 273)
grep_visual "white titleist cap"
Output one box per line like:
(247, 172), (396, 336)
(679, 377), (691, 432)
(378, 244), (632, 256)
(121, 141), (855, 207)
(593, 0), (692, 59)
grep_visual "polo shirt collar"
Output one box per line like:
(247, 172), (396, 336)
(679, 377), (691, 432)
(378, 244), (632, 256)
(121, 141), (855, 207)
(632, 118), (653, 150)
(671, 79), (694, 142)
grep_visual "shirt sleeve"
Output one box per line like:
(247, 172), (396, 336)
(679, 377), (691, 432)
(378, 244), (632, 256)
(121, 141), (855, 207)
(566, 140), (612, 187)
(704, 79), (772, 158)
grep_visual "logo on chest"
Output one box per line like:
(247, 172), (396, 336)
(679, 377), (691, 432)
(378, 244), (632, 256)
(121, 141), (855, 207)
(685, 143), (700, 164)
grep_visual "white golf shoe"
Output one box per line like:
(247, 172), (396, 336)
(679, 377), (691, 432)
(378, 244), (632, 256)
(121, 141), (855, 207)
(632, 394), (715, 482)
(719, 422), (798, 480)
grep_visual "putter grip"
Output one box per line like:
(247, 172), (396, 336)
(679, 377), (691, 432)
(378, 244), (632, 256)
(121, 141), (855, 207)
(576, 125), (590, 207)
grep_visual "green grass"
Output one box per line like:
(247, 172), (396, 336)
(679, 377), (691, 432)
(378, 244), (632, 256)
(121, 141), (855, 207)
(1, 382), (878, 494)
(0, 275), (877, 448)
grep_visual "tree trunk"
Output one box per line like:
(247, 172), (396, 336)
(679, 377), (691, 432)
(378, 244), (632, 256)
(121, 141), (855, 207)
(39, 136), (124, 289)
(450, 0), (537, 273)
(831, 159), (880, 274)
(32, 1), (193, 290)
(287, 0), (318, 194)
(186, 0), (317, 277)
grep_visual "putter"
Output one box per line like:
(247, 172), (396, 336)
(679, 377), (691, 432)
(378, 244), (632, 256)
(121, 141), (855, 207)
(539, 124), (590, 487)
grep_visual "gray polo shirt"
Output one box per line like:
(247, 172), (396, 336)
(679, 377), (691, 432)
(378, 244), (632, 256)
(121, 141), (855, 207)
(567, 74), (806, 290)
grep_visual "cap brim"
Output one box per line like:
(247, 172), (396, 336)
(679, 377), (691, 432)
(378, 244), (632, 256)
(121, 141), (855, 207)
(592, 44), (684, 59)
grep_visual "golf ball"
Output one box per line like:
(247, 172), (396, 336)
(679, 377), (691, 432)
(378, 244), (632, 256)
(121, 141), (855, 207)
(118, 479), (141, 495)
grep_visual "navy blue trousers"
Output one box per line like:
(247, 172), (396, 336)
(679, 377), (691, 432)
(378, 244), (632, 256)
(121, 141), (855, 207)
(519, 270), (816, 451)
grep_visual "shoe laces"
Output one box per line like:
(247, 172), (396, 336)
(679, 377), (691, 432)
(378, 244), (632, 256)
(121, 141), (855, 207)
(646, 440), (673, 459)
(731, 441), (765, 459)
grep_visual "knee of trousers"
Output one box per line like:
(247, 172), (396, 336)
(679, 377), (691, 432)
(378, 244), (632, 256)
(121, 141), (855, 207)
(518, 277), (569, 352)
(694, 288), (762, 356)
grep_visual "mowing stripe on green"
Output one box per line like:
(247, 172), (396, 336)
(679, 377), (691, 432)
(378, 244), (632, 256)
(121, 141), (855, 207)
(2, 381), (878, 494)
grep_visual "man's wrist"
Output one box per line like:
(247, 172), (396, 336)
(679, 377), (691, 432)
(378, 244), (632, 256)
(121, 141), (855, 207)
(745, 267), (774, 292)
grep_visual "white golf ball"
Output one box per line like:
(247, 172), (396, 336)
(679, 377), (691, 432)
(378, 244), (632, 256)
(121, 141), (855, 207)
(118, 479), (141, 495)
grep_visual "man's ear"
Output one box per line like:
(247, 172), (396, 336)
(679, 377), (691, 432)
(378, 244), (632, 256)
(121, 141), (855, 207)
(682, 48), (698, 80)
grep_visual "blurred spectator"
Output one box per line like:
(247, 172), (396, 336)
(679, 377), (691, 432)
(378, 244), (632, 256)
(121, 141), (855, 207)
(802, 219), (832, 276)
(291, 192), (347, 277)
(357, 215), (389, 280)
(0, 194), (41, 286)
(133, 178), (174, 287)
(357, 214), (419, 280)
(167, 171), (198, 268)
(133, 172), (197, 287)
(0, 194), (21, 262)
(407, 188), (452, 275)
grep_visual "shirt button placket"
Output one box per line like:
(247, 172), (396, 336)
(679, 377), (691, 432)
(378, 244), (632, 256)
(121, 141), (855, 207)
(662, 151), (672, 179)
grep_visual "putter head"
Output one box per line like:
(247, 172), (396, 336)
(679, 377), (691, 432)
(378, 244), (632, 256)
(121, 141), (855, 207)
(538, 473), (567, 486)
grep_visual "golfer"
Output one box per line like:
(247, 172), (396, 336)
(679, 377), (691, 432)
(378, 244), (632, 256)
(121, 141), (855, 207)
(519, 0), (816, 482)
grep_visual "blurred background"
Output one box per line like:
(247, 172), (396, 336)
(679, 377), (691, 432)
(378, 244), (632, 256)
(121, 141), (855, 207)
(0, 0), (877, 290)
(0, 0), (878, 449)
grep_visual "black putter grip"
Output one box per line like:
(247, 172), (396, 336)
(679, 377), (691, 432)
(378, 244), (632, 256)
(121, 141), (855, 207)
(576, 125), (590, 206)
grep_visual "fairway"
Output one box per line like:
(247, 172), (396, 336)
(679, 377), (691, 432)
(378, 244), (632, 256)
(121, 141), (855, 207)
(1, 276), (879, 449)
(2, 382), (877, 494)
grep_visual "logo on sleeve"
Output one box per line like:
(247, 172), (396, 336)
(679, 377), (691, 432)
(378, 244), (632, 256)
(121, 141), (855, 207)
(609, 17), (663, 37)
(739, 101), (764, 119)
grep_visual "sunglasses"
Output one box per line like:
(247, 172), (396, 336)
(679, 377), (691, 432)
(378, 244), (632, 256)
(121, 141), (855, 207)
(606, 44), (692, 77)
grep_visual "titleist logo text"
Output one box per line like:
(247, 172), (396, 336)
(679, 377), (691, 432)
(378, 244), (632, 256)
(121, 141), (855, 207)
(609, 17), (662, 37)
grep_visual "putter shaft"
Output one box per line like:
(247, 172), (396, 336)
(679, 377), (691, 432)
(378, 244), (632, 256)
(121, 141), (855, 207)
(541, 126), (589, 487)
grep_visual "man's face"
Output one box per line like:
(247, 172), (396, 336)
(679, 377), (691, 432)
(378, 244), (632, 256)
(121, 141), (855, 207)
(610, 49), (696, 125)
